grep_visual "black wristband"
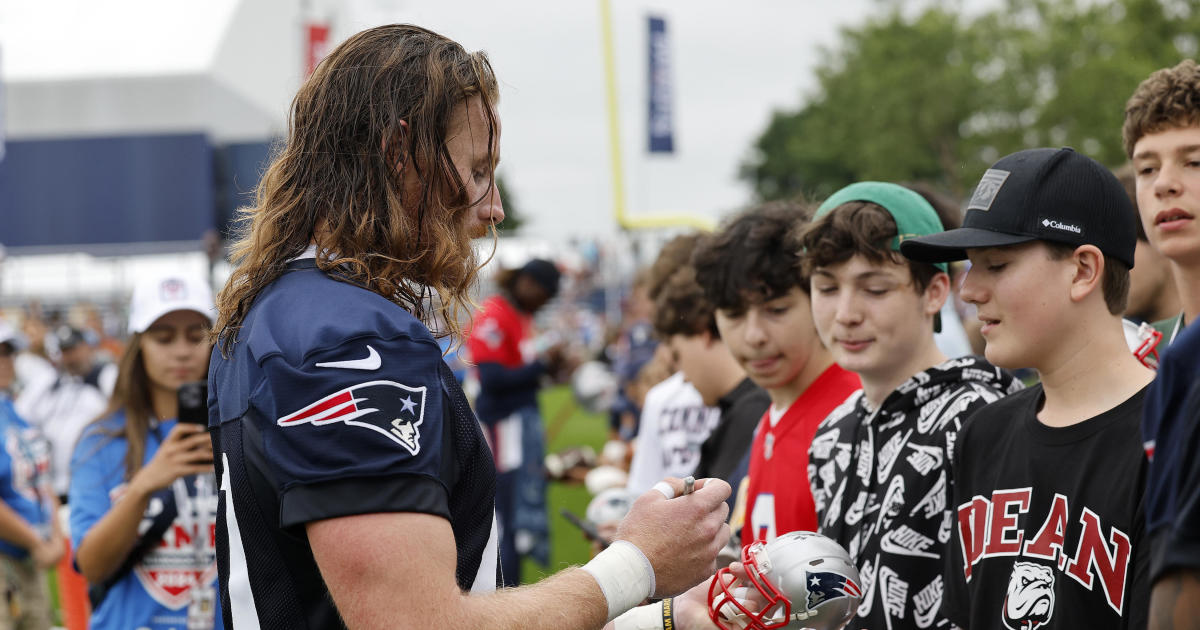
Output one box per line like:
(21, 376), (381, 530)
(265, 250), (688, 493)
(662, 597), (675, 630)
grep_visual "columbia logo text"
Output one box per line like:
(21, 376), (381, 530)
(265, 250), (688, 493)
(1041, 219), (1082, 234)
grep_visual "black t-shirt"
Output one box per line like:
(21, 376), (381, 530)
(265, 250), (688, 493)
(694, 377), (770, 483)
(944, 384), (1149, 629)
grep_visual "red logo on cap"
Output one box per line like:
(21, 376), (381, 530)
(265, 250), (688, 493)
(159, 278), (188, 302)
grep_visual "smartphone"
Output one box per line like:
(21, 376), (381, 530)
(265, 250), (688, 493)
(178, 381), (209, 426)
(560, 508), (609, 549)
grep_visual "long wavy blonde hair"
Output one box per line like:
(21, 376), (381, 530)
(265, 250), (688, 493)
(214, 24), (499, 352)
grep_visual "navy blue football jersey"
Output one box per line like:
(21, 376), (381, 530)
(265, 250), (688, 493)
(208, 259), (498, 629)
(1143, 322), (1200, 583)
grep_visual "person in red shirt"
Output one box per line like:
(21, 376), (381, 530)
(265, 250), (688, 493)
(467, 258), (564, 586)
(690, 202), (861, 544)
(606, 201), (862, 630)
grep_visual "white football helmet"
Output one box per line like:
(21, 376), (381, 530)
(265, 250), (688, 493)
(570, 360), (618, 413)
(586, 487), (635, 525)
(583, 465), (628, 495)
(707, 531), (861, 630)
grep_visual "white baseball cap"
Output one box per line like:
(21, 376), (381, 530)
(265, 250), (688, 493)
(128, 271), (217, 334)
(0, 319), (19, 350)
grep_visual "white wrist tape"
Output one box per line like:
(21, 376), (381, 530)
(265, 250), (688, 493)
(581, 540), (656, 621)
(611, 600), (666, 630)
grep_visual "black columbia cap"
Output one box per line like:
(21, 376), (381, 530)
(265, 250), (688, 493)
(900, 148), (1137, 267)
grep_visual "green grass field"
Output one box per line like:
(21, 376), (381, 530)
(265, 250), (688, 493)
(520, 385), (612, 583)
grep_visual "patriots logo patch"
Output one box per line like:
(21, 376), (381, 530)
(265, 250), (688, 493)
(806, 570), (863, 610)
(277, 380), (427, 455)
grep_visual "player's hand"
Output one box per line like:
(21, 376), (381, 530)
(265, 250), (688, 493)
(542, 343), (579, 384)
(615, 477), (731, 597)
(129, 423), (214, 497)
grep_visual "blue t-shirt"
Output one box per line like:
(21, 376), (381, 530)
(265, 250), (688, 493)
(69, 412), (224, 630)
(0, 397), (53, 558)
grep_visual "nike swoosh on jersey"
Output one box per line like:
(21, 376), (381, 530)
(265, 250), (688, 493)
(315, 345), (381, 370)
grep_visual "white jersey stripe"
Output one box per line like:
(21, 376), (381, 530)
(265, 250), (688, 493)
(470, 512), (500, 593)
(221, 453), (262, 628)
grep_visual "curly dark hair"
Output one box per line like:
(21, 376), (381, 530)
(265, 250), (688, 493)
(691, 200), (810, 316)
(652, 266), (718, 339)
(1123, 59), (1200, 158)
(215, 25), (499, 353)
(645, 233), (705, 301)
(794, 201), (940, 294)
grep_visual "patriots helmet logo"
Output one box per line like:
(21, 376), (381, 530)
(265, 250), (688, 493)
(805, 570), (863, 610)
(277, 380), (427, 455)
(709, 531), (862, 630)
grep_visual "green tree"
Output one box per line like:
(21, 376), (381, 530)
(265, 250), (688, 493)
(968, 0), (1200, 168)
(742, 0), (1200, 201)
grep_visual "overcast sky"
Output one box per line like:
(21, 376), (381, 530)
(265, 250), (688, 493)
(397, 0), (879, 240)
(2, 0), (882, 242)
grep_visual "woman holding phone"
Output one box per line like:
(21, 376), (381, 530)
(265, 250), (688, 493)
(69, 271), (223, 630)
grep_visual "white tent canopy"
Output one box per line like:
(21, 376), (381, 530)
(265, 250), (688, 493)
(2, 0), (313, 142)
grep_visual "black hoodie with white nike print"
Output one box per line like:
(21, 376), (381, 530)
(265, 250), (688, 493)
(808, 355), (1023, 630)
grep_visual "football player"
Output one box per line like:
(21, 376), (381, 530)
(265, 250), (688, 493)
(466, 258), (563, 586)
(207, 24), (730, 630)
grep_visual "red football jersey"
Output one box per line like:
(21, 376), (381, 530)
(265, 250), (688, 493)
(744, 363), (861, 543)
(466, 295), (533, 368)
